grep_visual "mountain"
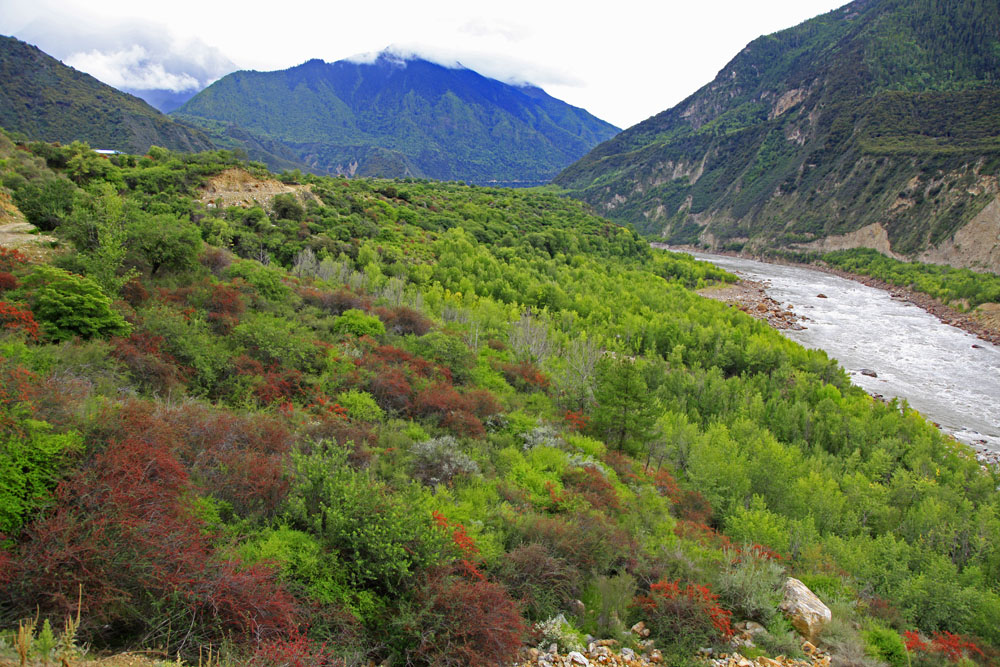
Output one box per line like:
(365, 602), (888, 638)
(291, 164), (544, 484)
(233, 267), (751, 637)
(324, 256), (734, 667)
(173, 52), (620, 184)
(122, 88), (201, 114)
(554, 0), (1000, 270)
(0, 36), (214, 155)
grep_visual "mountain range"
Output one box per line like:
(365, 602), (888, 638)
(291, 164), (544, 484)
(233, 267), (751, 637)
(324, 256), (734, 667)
(554, 0), (1000, 270)
(172, 52), (620, 185)
(0, 35), (214, 155)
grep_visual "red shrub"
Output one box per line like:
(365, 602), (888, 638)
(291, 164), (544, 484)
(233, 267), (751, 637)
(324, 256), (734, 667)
(397, 571), (525, 667)
(376, 305), (432, 335)
(517, 511), (633, 575)
(120, 276), (149, 306)
(412, 382), (485, 436)
(563, 410), (589, 431)
(300, 286), (370, 314)
(904, 630), (986, 664)
(0, 271), (18, 291)
(0, 247), (28, 272)
(0, 301), (40, 340)
(634, 579), (733, 644)
(500, 360), (550, 392)
(6, 436), (298, 648)
(251, 629), (343, 667)
(206, 282), (246, 333)
(674, 520), (732, 551)
(367, 367), (413, 412)
(464, 388), (501, 419)
(111, 332), (191, 394)
(563, 466), (621, 513)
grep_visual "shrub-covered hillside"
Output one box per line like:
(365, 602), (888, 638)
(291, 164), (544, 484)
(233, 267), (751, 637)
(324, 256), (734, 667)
(0, 132), (997, 666)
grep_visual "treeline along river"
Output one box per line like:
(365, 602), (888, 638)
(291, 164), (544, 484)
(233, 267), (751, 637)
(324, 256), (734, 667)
(687, 252), (1000, 458)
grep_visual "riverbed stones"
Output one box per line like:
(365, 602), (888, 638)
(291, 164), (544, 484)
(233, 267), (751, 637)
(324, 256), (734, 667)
(779, 577), (831, 643)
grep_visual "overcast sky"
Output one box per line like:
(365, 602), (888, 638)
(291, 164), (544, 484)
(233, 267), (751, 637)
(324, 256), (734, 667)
(1, 0), (849, 129)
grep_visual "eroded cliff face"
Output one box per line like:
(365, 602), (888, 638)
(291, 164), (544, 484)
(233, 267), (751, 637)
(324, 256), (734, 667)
(555, 0), (1000, 272)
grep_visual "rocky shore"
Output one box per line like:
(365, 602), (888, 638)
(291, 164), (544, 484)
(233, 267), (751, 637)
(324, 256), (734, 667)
(698, 279), (809, 331)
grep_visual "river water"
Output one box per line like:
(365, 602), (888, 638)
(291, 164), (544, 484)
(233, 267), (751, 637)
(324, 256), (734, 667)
(685, 252), (1000, 455)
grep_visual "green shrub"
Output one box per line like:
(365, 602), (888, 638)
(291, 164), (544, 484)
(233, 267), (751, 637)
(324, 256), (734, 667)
(22, 265), (130, 341)
(715, 546), (784, 624)
(336, 389), (385, 422)
(332, 309), (385, 338)
(0, 421), (82, 534)
(863, 625), (909, 667)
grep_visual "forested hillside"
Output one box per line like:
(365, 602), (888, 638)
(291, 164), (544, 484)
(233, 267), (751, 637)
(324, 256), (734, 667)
(0, 36), (215, 155)
(1, 133), (998, 666)
(554, 0), (1000, 271)
(173, 52), (620, 185)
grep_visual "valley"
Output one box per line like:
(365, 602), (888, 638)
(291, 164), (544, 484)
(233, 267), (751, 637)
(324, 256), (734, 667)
(2, 0), (1000, 665)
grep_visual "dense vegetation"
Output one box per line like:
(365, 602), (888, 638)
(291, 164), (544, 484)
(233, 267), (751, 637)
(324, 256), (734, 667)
(817, 248), (1000, 310)
(1, 134), (998, 666)
(0, 36), (214, 155)
(554, 0), (1000, 260)
(173, 53), (620, 185)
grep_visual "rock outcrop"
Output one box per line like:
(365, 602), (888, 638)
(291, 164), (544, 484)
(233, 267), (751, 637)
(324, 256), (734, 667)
(779, 578), (832, 643)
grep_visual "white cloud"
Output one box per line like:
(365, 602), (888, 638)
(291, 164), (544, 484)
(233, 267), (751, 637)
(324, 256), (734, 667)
(345, 43), (584, 89)
(65, 45), (201, 91)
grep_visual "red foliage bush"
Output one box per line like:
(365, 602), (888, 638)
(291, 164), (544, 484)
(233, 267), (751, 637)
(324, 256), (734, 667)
(111, 332), (191, 394)
(206, 282), (246, 333)
(299, 286), (370, 315)
(0, 301), (40, 340)
(563, 466), (621, 513)
(251, 629), (344, 667)
(674, 520), (733, 551)
(904, 630), (986, 664)
(517, 511), (634, 575)
(563, 410), (589, 431)
(7, 436), (298, 648)
(396, 571), (525, 667)
(412, 382), (484, 437)
(500, 360), (550, 392)
(376, 305), (432, 336)
(0, 271), (18, 291)
(0, 247), (28, 272)
(367, 367), (413, 412)
(634, 579), (733, 645)
(234, 355), (307, 406)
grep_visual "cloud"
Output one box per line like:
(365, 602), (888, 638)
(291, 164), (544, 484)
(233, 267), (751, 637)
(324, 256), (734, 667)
(345, 43), (584, 89)
(65, 45), (201, 91)
(458, 18), (530, 42)
(12, 13), (235, 92)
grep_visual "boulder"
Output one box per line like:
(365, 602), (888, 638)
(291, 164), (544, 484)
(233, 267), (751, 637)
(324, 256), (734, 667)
(860, 368), (878, 377)
(566, 650), (589, 666)
(779, 577), (831, 643)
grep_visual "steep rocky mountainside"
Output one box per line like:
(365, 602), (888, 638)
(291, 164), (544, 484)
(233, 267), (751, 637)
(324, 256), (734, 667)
(173, 52), (619, 184)
(554, 0), (1000, 272)
(0, 36), (215, 155)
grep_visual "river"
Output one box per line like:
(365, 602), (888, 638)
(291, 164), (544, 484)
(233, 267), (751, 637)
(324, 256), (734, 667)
(685, 251), (1000, 456)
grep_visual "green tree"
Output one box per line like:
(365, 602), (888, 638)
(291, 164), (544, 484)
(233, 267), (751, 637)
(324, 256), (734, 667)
(590, 355), (659, 452)
(129, 213), (202, 275)
(22, 265), (130, 341)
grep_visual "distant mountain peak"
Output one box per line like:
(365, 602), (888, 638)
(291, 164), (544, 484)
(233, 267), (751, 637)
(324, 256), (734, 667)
(175, 50), (619, 184)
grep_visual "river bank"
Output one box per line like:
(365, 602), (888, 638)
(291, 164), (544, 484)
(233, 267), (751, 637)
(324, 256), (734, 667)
(667, 246), (1000, 464)
(654, 243), (1000, 345)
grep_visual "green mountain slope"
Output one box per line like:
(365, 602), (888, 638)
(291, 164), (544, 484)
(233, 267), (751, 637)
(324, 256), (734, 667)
(554, 0), (1000, 270)
(173, 52), (620, 184)
(0, 35), (215, 154)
